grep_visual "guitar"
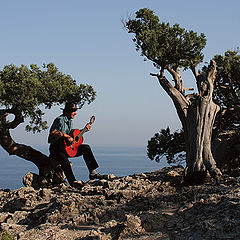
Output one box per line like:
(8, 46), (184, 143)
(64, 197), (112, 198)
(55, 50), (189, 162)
(64, 116), (95, 157)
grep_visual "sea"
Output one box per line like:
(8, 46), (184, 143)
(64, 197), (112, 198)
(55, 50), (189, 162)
(0, 145), (168, 190)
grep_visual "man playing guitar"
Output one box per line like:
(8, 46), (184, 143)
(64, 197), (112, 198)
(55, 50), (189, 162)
(48, 102), (102, 188)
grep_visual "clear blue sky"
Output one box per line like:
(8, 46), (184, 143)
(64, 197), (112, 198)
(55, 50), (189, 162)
(0, 0), (239, 148)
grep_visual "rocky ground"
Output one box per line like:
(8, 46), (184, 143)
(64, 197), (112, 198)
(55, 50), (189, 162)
(1, 166), (240, 240)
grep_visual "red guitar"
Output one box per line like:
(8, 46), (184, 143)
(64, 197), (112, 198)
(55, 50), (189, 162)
(64, 116), (95, 157)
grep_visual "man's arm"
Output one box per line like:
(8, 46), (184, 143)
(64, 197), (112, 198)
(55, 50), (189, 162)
(48, 117), (74, 144)
(49, 129), (74, 144)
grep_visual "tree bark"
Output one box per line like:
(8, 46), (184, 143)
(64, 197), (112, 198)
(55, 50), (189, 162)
(151, 60), (222, 183)
(0, 110), (65, 188)
(185, 95), (221, 182)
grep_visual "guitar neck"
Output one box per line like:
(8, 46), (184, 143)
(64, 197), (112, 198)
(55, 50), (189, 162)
(76, 119), (94, 138)
(77, 128), (87, 138)
(75, 116), (95, 139)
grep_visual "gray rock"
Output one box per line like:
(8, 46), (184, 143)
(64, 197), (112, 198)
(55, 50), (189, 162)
(1, 166), (240, 239)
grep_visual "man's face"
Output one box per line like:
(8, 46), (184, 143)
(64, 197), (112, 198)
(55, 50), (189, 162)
(67, 111), (77, 119)
(70, 111), (77, 119)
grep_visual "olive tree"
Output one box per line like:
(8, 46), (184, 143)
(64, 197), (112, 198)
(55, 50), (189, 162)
(0, 63), (96, 187)
(125, 8), (222, 183)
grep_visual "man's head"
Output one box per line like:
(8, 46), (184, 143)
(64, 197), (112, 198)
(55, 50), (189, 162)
(63, 102), (78, 119)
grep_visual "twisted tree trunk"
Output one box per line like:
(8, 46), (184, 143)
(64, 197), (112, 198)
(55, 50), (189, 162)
(151, 61), (222, 183)
(0, 109), (65, 188)
(185, 93), (221, 182)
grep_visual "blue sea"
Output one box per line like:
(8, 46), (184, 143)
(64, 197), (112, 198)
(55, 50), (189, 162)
(0, 145), (168, 190)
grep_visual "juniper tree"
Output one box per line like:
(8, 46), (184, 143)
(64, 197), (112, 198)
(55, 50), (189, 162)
(147, 50), (240, 174)
(125, 8), (222, 183)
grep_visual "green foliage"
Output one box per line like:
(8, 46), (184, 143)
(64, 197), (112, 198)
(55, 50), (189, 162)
(147, 127), (185, 164)
(0, 229), (13, 240)
(200, 50), (240, 135)
(125, 8), (206, 164)
(126, 8), (240, 165)
(125, 8), (206, 70)
(148, 51), (240, 164)
(0, 63), (96, 132)
(212, 50), (240, 133)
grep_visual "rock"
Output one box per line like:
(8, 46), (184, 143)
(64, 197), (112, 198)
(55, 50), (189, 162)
(2, 198), (27, 213)
(1, 166), (240, 239)
(23, 172), (40, 188)
(167, 170), (180, 177)
(0, 213), (9, 223)
(123, 214), (145, 235)
(105, 174), (116, 180)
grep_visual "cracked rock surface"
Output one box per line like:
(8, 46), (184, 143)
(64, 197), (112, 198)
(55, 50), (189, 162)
(1, 166), (240, 239)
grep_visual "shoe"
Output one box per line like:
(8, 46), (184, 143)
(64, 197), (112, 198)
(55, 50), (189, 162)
(71, 180), (83, 189)
(89, 172), (103, 180)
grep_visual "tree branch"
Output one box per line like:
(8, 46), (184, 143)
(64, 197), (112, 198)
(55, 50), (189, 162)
(184, 88), (194, 91)
(166, 66), (185, 95)
(190, 65), (199, 78)
(195, 61), (217, 98)
(0, 108), (24, 129)
(150, 73), (189, 116)
(207, 60), (217, 98)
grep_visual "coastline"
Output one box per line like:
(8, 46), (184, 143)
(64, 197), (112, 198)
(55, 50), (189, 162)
(0, 145), (167, 190)
(1, 166), (240, 239)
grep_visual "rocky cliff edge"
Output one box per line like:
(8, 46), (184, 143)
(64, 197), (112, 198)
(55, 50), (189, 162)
(1, 166), (240, 240)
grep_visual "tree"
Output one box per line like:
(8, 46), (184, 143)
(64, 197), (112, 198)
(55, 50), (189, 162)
(211, 50), (240, 135)
(147, 50), (240, 174)
(209, 50), (240, 172)
(0, 63), (96, 187)
(125, 8), (222, 183)
(147, 127), (185, 165)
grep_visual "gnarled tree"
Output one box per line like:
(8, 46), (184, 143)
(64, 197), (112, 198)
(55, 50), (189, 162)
(0, 63), (96, 188)
(147, 50), (240, 175)
(125, 8), (222, 183)
(210, 50), (240, 172)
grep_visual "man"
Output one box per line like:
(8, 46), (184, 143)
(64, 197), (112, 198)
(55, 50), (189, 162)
(48, 102), (102, 188)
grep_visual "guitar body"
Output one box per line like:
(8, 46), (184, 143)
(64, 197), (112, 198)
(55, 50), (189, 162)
(64, 129), (83, 157)
(63, 116), (95, 157)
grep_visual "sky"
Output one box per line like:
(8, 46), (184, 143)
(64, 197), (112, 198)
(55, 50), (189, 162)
(0, 0), (240, 149)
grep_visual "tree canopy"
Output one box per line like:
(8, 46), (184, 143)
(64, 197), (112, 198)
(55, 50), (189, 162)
(124, 8), (240, 182)
(0, 63), (96, 132)
(125, 8), (206, 72)
(0, 63), (96, 188)
(147, 50), (240, 165)
(211, 50), (240, 135)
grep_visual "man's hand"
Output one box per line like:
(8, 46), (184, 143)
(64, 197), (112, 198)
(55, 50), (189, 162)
(50, 130), (74, 143)
(66, 135), (74, 144)
(85, 123), (91, 132)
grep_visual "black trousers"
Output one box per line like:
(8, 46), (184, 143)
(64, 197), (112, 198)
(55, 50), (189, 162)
(49, 143), (99, 185)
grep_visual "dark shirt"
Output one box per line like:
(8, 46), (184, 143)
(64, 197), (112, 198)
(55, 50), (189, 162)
(48, 115), (73, 144)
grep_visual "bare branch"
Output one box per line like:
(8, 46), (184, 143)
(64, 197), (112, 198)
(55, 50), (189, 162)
(184, 88), (194, 91)
(150, 73), (160, 77)
(150, 73), (189, 117)
(166, 66), (186, 95)
(190, 65), (199, 78)
(207, 60), (217, 98)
